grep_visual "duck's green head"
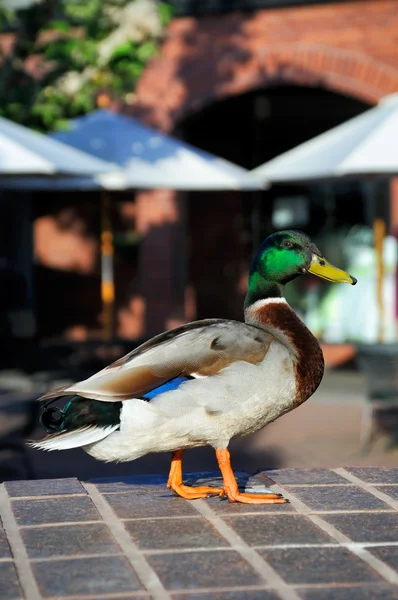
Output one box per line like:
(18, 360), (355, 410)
(245, 230), (357, 307)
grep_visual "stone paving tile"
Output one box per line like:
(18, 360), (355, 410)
(323, 512), (398, 542)
(21, 523), (122, 558)
(369, 546), (398, 571)
(0, 527), (11, 558)
(344, 468), (398, 484)
(374, 485), (398, 500)
(263, 468), (348, 485)
(0, 562), (23, 599)
(11, 496), (100, 525)
(125, 516), (229, 550)
(5, 478), (86, 498)
(31, 556), (144, 596)
(103, 490), (199, 518)
(223, 514), (332, 546)
(171, 591), (279, 600)
(147, 550), (264, 590)
(258, 548), (383, 585)
(92, 474), (168, 493)
(297, 585), (398, 599)
(282, 484), (389, 511)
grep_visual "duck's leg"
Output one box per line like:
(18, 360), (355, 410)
(216, 448), (287, 504)
(167, 450), (223, 499)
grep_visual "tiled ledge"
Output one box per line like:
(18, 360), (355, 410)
(0, 468), (398, 599)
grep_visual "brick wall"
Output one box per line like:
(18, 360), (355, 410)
(133, 0), (398, 130)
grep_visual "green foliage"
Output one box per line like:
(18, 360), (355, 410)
(0, 0), (173, 131)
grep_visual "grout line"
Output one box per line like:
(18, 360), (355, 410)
(101, 489), (174, 495)
(101, 491), (166, 497)
(45, 592), (151, 600)
(272, 482), (398, 586)
(272, 483), (355, 488)
(20, 520), (103, 529)
(140, 545), (325, 556)
(292, 582), (395, 590)
(121, 515), (202, 522)
(141, 546), (234, 555)
(0, 484), (42, 600)
(29, 552), (125, 562)
(304, 509), (395, 515)
(362, 484), (398, 487)
(215, 509), (297, 516)
(254, 541), (398, 550)
(277, 483), (398, 488)
(82, 482), (171, 600)
(9, 494), (87, 501)
(217, 508), (396, 516)
(333, 469), (398, 511)
(170, 585), (273, 595)
(21, 515), (200, 527)
(191, 499), (302, 600)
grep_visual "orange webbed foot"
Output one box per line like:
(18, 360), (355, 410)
(216, 448), (288, 505)
(166, 448), (289, 504)
(222, 490), (288, 504)
(167, 450), (223, 499)
(168, 483), (224, 499)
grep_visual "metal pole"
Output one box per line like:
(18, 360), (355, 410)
(374, 216), (386, 344)
(365, 181), (386, 344)
(101, 191), (115, 341)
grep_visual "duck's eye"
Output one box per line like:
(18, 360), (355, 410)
(282, 240), (294, 249)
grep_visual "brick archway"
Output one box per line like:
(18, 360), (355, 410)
(133, 1), (398, 131)
(177, 47), (397, 124)
(134, 44), (398, 132)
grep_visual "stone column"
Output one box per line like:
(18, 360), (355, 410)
(135, 189), (187, 337)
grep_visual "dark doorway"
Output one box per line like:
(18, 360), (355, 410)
(179, 85), (370, 169)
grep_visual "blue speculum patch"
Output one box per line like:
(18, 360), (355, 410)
(142, 376), (191, 400)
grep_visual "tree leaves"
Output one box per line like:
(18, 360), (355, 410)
(0, 0), (172, 131)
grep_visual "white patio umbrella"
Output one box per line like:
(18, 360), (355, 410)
(48, 109), (262, 191)
(3, 110), (262, 191)
(0, 115), (116, 177)
(251, 93), (398, 184)
(252, 93), (398, 343)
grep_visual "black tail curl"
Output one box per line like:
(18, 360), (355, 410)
(38, 395), (122, 435)
(40, 406), (65, 433)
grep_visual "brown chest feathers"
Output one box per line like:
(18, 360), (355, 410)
(248, 300), (325, 406)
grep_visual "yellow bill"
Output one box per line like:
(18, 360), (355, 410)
(307, 254), (357, 285)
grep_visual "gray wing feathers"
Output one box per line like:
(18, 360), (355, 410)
(39, 320), (272, 403)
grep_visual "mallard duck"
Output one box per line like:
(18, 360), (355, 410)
(32, 230), (356, 504)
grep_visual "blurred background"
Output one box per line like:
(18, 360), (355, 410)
(1, 0), (398, 482)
